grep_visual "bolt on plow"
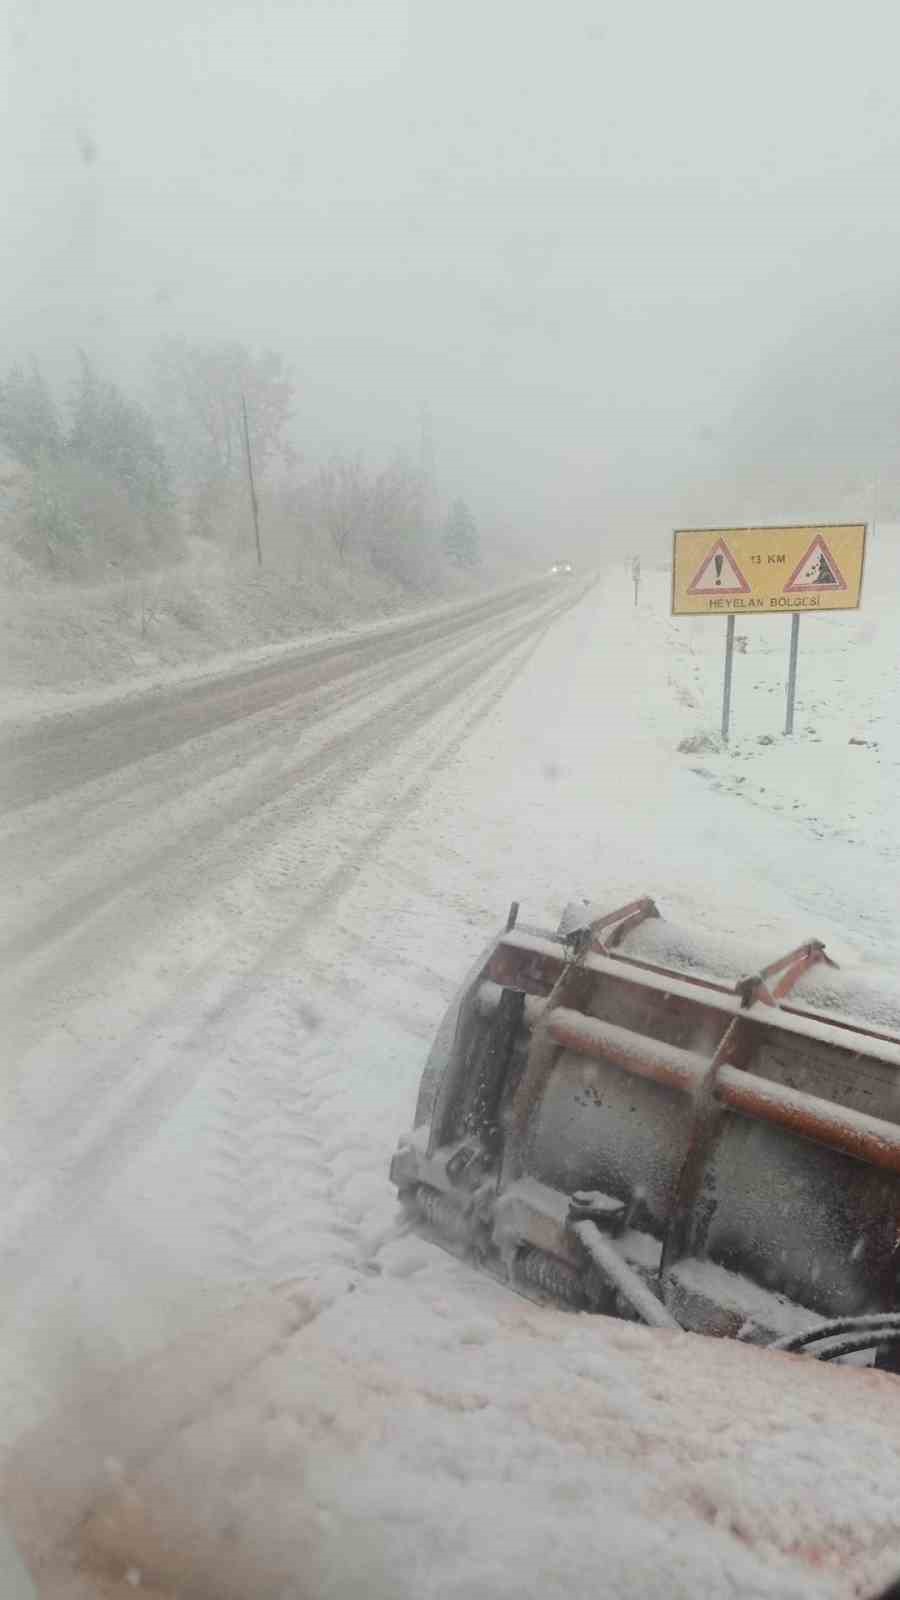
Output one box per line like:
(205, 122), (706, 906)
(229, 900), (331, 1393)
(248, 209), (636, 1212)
(391, 897), (900, 1369)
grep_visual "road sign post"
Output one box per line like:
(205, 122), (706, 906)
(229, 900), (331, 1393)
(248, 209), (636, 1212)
(632, 555), (641, 607)
(721, 614), (735, 743)
(784, 613), (800, 735)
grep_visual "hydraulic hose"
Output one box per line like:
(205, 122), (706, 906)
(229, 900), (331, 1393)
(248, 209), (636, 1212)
(806, 1329), (900, 1363)
(771, 1312), (900, 1355)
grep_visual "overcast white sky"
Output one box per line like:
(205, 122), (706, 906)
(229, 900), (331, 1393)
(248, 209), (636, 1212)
(5, 0), (900, 549)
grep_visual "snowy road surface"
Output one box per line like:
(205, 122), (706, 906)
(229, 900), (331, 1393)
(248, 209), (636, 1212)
(3, 558), (900, 1598)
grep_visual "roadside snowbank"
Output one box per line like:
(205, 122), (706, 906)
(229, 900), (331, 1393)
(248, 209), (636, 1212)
(0, 539), (523, 720)
(0, 573), (554, 732)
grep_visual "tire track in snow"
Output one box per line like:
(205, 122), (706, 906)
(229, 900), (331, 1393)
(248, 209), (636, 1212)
(202, 600), (573, 1297)
(211, 1033), (357, 1295)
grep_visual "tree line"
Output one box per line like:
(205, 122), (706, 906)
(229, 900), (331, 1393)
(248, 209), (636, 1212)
(0, 339), (481, 583)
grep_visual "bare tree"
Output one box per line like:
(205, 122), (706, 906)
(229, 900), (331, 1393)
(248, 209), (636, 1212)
(149, 337), (295, 537)
(311, 453), (369, 562)
(368, 454), (437, 588)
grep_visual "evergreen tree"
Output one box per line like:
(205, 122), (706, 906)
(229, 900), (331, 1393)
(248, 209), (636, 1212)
(69, 352), (173, 518)
(442, 498), (480, 568)
(0, 363), (62, 466)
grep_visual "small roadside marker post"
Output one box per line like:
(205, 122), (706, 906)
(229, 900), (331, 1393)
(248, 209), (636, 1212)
(632, 555), (641, 607)
(721, 614), (735, 743)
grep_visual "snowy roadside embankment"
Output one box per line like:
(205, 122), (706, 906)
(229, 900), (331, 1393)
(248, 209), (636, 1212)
(0, 539), (531, 723)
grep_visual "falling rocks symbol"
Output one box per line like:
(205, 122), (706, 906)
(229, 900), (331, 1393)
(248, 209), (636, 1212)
(810, 552), (837, 585)
(784, 535), (847, 594)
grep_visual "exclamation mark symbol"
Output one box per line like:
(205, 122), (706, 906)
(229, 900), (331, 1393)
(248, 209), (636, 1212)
(714, 552), (723, 586)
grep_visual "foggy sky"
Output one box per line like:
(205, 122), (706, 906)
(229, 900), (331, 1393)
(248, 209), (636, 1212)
(5, 0), (900, 552)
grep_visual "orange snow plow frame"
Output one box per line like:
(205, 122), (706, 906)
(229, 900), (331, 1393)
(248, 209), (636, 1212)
(392, 897), (900, 1354)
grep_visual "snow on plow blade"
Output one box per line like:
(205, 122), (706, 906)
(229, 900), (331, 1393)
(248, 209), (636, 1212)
(391, 897), (900, 1355)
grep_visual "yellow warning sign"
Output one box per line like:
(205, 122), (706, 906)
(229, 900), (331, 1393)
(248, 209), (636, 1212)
(672, 524), (866, 616)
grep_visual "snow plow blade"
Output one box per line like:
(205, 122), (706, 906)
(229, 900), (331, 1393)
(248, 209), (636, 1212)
(391, 897), (900, 1355)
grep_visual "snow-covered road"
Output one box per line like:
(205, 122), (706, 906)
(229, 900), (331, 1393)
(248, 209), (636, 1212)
(3, 557), (900, 1599)
(1, 580), (581, 1392)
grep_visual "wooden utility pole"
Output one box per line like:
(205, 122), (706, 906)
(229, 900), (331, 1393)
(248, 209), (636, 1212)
(241, 392), (262, 566)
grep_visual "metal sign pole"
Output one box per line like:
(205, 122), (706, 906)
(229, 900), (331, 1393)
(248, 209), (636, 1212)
(721, 613), (735, 742)
(784, 613), (800, 735)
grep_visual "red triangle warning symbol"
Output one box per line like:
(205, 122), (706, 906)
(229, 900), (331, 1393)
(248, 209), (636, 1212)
(687, 537), (751, 596)
(784, 534), (847, 593)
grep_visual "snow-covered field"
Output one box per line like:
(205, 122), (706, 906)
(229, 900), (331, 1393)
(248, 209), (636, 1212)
(2, 547), (899, 1598)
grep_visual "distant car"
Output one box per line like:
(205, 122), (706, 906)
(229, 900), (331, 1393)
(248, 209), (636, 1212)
(550, 560), (575, 577)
